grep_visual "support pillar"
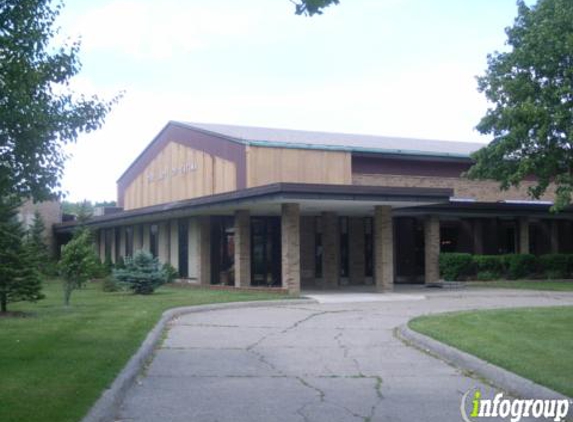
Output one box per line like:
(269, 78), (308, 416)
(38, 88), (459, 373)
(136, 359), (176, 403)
(169, 220), (179, 271)
(322, 212), (339, 288)
(281, 203), (301, 295)
(234, 210), (251, 287)
(519, 217), (530, 254)
(142, 223), (150, 252)
(424, 216), (440, 285)
(198, 216), (211, 285)
(158, 221), (170, 264)
(374, 206), (394, 292)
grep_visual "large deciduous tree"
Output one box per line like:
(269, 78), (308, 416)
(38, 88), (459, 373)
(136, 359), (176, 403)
(292, 0), (339, 16)
(466, 0), (573, 210)
(0, 0), (117, 202)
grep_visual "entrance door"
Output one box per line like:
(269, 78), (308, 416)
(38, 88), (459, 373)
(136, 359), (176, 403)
(251, 217), (281, 287)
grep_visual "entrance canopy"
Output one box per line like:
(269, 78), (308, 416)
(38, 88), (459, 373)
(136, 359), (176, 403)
(55, 183), (453, 232)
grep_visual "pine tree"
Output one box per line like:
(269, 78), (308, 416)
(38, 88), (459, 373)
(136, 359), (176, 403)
(25, 210), (50, 274)
(0, 198), (44, 313)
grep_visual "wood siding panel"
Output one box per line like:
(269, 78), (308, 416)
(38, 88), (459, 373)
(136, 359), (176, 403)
(246, 146), (352, 187)
(123, 141), (237, 210)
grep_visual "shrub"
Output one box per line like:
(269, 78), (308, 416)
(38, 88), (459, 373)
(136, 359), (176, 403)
(115, 256), (125, 269)
(539, 254), (570, 279)
(504, 254), (537, 280)
(473, 255), (504, 278)
(439, 253), (473, 281)
(101, 276), (122, 292)
(113, 251), (167, 295)
(162, 263), (179, 283)
(476, 270), (499, 281)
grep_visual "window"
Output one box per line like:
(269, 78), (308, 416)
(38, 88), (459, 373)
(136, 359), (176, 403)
(149, 224), (159, 257)
(125, 226), (134, 257)
(178, 219), (189, 278)
(340, 217), (349, 277)
(364, 218), (373, 277)
(315, 217), (323, 278)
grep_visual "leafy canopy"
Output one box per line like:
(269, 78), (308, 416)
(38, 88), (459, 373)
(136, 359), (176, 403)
(292, 0), (340, 16)
(58, 227), (99, 306)
(0, 0), (118, 202)
(466, 0), (573, 210)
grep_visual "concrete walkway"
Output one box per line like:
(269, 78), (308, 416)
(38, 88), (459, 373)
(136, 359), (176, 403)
(117, 289), (573, 422)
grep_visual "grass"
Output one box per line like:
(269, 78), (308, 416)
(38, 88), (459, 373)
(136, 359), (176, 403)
(467, 279), (573, 291)
(409, 306), (573, 397)
(0, 280), (284, 422)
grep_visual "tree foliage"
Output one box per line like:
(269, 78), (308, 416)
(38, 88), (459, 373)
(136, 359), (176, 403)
(58, 227), (99, 306)
(0, 197), (44, 312)
(0, 0), (118, 202)
(467, 0), (573, 210)
(292, 0), (339, 16)
(113, 250), (168, 295)
(24, 210), (50, 273)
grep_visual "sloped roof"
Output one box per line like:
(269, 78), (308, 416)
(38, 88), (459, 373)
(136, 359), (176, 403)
(178, 121), (486, 158)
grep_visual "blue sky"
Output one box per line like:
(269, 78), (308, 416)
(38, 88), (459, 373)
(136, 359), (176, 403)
(57, 0), (530, 202)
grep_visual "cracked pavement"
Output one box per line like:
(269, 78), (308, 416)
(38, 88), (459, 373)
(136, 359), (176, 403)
(117, 288), (573, 422)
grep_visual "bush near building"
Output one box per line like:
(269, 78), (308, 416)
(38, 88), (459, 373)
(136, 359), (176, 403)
(439, 252), (573, 281)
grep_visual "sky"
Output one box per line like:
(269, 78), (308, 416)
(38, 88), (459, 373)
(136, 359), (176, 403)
(56, 0), (530, 203)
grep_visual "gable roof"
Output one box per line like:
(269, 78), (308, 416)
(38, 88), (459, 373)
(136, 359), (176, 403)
(177, 121), (486, 159)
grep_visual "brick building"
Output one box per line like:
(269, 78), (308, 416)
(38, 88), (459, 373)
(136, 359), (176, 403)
(55, 121), (573, 293)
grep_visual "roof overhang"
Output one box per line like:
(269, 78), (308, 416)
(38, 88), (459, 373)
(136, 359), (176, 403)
(54, 183), (453, 233)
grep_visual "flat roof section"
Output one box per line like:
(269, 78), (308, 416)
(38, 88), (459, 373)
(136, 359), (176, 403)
(55, 183), (453, 232)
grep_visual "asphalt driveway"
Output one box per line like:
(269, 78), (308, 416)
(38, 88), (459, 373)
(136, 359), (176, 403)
(117, 288), (573, 422)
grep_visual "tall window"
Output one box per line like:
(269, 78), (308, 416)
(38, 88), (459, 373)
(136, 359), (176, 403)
(340, 217), (349, 278)
(178, 219), (189, 278)
(315, 217), (323, 278)
(125, 226), (134, 257)
(149, 224), (159, 257)
(104, 229), (113, 262)
(114, 227), (121, 262)
(364, 218), (373, 277)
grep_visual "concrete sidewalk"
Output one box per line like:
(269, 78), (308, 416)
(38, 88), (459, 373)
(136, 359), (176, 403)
(117, 289), (573, 422)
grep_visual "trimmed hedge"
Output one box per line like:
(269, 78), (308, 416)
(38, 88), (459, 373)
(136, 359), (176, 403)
(539, 254), (570, 279)
(439, 252), (573, 281)
(439, 253), (472, 281)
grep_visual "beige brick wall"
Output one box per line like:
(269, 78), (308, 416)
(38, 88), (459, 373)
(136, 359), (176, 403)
(353, 174), (554, 202)
(18, 200), (62, 257)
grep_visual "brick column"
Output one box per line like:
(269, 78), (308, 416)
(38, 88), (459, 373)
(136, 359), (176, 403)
(473, 219), (484, 255)
(349, 217), (366, 285)
(198, 216), (211, 285)
(142, 224), (150, 252)
(169, 220), (179, 271)
(322, 212), (339, 288)
(281, 203), (301, 295)
(158, 221), (170, 264)
(234, 210), (251, 287)
(424, 216), (440, 285)
(374, 206), (394, 292)
(519, 217), (530, 254)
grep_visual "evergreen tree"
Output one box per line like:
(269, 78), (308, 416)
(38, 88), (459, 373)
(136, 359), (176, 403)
(24, 210), (50, 274)
(0, 198), (44, 313)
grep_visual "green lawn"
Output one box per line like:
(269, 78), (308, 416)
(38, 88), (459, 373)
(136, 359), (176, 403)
(0, 280), (284, 422)
(409, 306), (573, 397)
(468, 280), (573, 291)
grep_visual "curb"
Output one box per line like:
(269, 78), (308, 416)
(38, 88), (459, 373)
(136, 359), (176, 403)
(396, 324), (571, 401)
(81, 298), (317, 422)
